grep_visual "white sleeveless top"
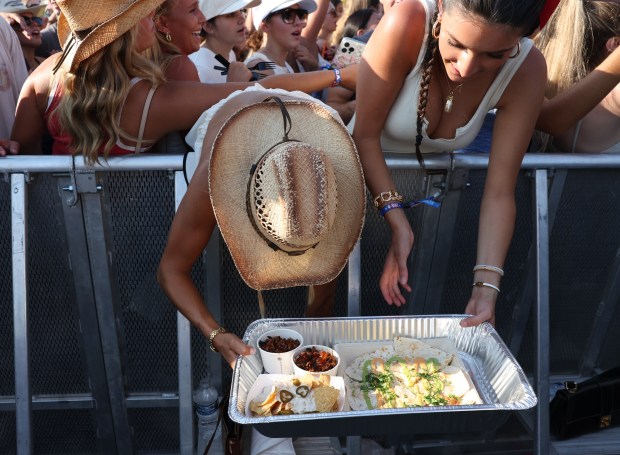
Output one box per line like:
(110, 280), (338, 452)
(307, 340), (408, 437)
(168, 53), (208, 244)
(377, 0), (533, 154)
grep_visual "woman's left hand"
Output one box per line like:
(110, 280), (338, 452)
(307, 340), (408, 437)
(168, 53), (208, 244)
(293, 45), (318, 71)
(460, 287), (497, 327)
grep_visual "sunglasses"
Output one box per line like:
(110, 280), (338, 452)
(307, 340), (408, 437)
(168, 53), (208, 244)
(270, 8), (308, 24)
(22, 16), (44, 27)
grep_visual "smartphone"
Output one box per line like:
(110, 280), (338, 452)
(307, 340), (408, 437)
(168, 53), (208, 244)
(331, 37), (366, 69)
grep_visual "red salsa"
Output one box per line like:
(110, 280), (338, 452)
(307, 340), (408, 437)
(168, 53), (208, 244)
(294, 347), (338, 372)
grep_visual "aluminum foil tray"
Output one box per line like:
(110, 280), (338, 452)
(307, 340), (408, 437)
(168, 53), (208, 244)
(229, 315), (536, 437)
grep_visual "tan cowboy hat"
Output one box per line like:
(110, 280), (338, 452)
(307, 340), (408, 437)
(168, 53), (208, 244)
(0, 0), (47, 16)
(55, 0), (164, 73)
(202, 88), (365, 290)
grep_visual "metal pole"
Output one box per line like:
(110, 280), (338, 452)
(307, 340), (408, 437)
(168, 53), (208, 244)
(12, 173), (32, 455)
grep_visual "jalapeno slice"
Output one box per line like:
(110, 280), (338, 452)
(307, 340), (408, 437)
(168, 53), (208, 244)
(279, 390), (294, 403)
(296, 385), (310, 397)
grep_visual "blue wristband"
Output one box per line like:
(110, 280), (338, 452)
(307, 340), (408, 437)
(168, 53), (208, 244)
(332, 68), (342, 87)
(379, 202), (403, 217)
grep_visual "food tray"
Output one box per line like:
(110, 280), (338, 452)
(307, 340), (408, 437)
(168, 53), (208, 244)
(229, 315), (537, 437)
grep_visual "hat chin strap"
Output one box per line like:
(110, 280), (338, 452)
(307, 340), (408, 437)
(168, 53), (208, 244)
(52, 34), (77, 74)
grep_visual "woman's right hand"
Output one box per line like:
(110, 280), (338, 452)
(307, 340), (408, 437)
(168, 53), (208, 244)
(212, 332), (256, 370)
(380, 210), (414, 306)
(0, 139), (19, 156)
(226, 62), (253, 82)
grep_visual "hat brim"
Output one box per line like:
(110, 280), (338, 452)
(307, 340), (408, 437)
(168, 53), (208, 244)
(57, 0), (165, 73)
(206, 0), (262, 20)
(1, 3), (47, 16)
(252, 0), (317, 29)
(207, 90), (365, 291)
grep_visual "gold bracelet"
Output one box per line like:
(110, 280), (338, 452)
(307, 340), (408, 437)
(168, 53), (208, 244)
(373, 190), (404, 208)
(209, 326), (227, 353)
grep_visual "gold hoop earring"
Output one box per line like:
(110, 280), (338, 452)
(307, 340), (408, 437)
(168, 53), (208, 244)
(432, 20), (441, 39)
(165, 32), (172, 42)
(509, 42), (520, 59)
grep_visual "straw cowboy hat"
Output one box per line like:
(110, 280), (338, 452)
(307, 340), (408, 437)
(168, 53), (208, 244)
(198, 88), (365, 290)
(200, 0), (262, 21)
(252, 0), (317, 30)
(54, 0), (164, 73)
(0, 0), (47, 16)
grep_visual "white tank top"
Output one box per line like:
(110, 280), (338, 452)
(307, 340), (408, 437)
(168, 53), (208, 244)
(377, 0), (533, 154)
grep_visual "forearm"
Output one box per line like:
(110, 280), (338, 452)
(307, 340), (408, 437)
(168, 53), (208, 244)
(537, 47), (620, 136)
(157, 263), (218, 338)
(475, 192), (516, 285)
(261, 65), (356, 92)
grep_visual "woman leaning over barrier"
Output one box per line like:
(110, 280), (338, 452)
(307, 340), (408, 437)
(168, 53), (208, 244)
(352, 0), (547, 327)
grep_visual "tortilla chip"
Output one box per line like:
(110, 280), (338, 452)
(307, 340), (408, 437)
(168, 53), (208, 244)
(314, 385), (340, 413)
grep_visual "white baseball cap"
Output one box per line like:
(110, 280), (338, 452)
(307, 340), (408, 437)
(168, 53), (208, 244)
(199, 0), (262, 21)
(251, 0), (317, 29)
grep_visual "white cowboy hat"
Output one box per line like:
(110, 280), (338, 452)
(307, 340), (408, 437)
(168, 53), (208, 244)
(194, 87), (365, 290)
(200, 0), (262, 21)
(251, 0), (317, 30)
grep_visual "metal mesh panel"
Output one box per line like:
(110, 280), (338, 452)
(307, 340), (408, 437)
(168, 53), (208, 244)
(32, 409), (97, 454)
(439, 171), (534, 369)
(360, 169), (428, 317)
(129, 407), (180, 453)
(0, 411), (16, 455)
(27, 174), (88, 395)
(0, 178), (15, 396)
(599, 294), (620, 370)
(103, 171), (180, 393)
(545, 169), (620, 374)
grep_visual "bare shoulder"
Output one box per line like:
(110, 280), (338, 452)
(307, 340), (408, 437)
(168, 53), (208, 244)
(364, 0), (427, 70)
(499, 45), (546, 108)
(374, 0), (427, 41)
(165, 55), (200, 82)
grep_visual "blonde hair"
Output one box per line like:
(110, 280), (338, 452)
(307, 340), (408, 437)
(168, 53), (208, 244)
(330, 0), (373, 46)
(53, 24), (165, 164)
(535, 0), (620, 98)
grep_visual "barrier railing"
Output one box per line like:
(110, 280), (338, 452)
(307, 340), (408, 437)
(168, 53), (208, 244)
(2, 153), (620, 454)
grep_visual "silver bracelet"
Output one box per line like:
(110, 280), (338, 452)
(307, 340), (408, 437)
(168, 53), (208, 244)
(472, 281), (500, 293)
(473, 264), (504, 277)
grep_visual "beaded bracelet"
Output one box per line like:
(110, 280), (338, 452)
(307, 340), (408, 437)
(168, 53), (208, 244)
(332, 68), (342, 87)
(473, 264), (505, 277)
(472, 282), (500, 293)
(209, 326), (227, 352)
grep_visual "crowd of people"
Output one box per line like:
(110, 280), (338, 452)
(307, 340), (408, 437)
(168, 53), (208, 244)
(0, 0), (619, 363)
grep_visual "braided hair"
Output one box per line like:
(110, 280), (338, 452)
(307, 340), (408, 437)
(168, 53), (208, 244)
(414, 10), (439, 168)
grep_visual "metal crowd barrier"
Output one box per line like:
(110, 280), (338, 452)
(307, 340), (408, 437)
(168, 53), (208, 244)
(2, 153), (620, 454)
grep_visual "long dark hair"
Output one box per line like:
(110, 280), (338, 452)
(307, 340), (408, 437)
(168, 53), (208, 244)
(414, 0), (545, 167)
(343, 8), (375, 38)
